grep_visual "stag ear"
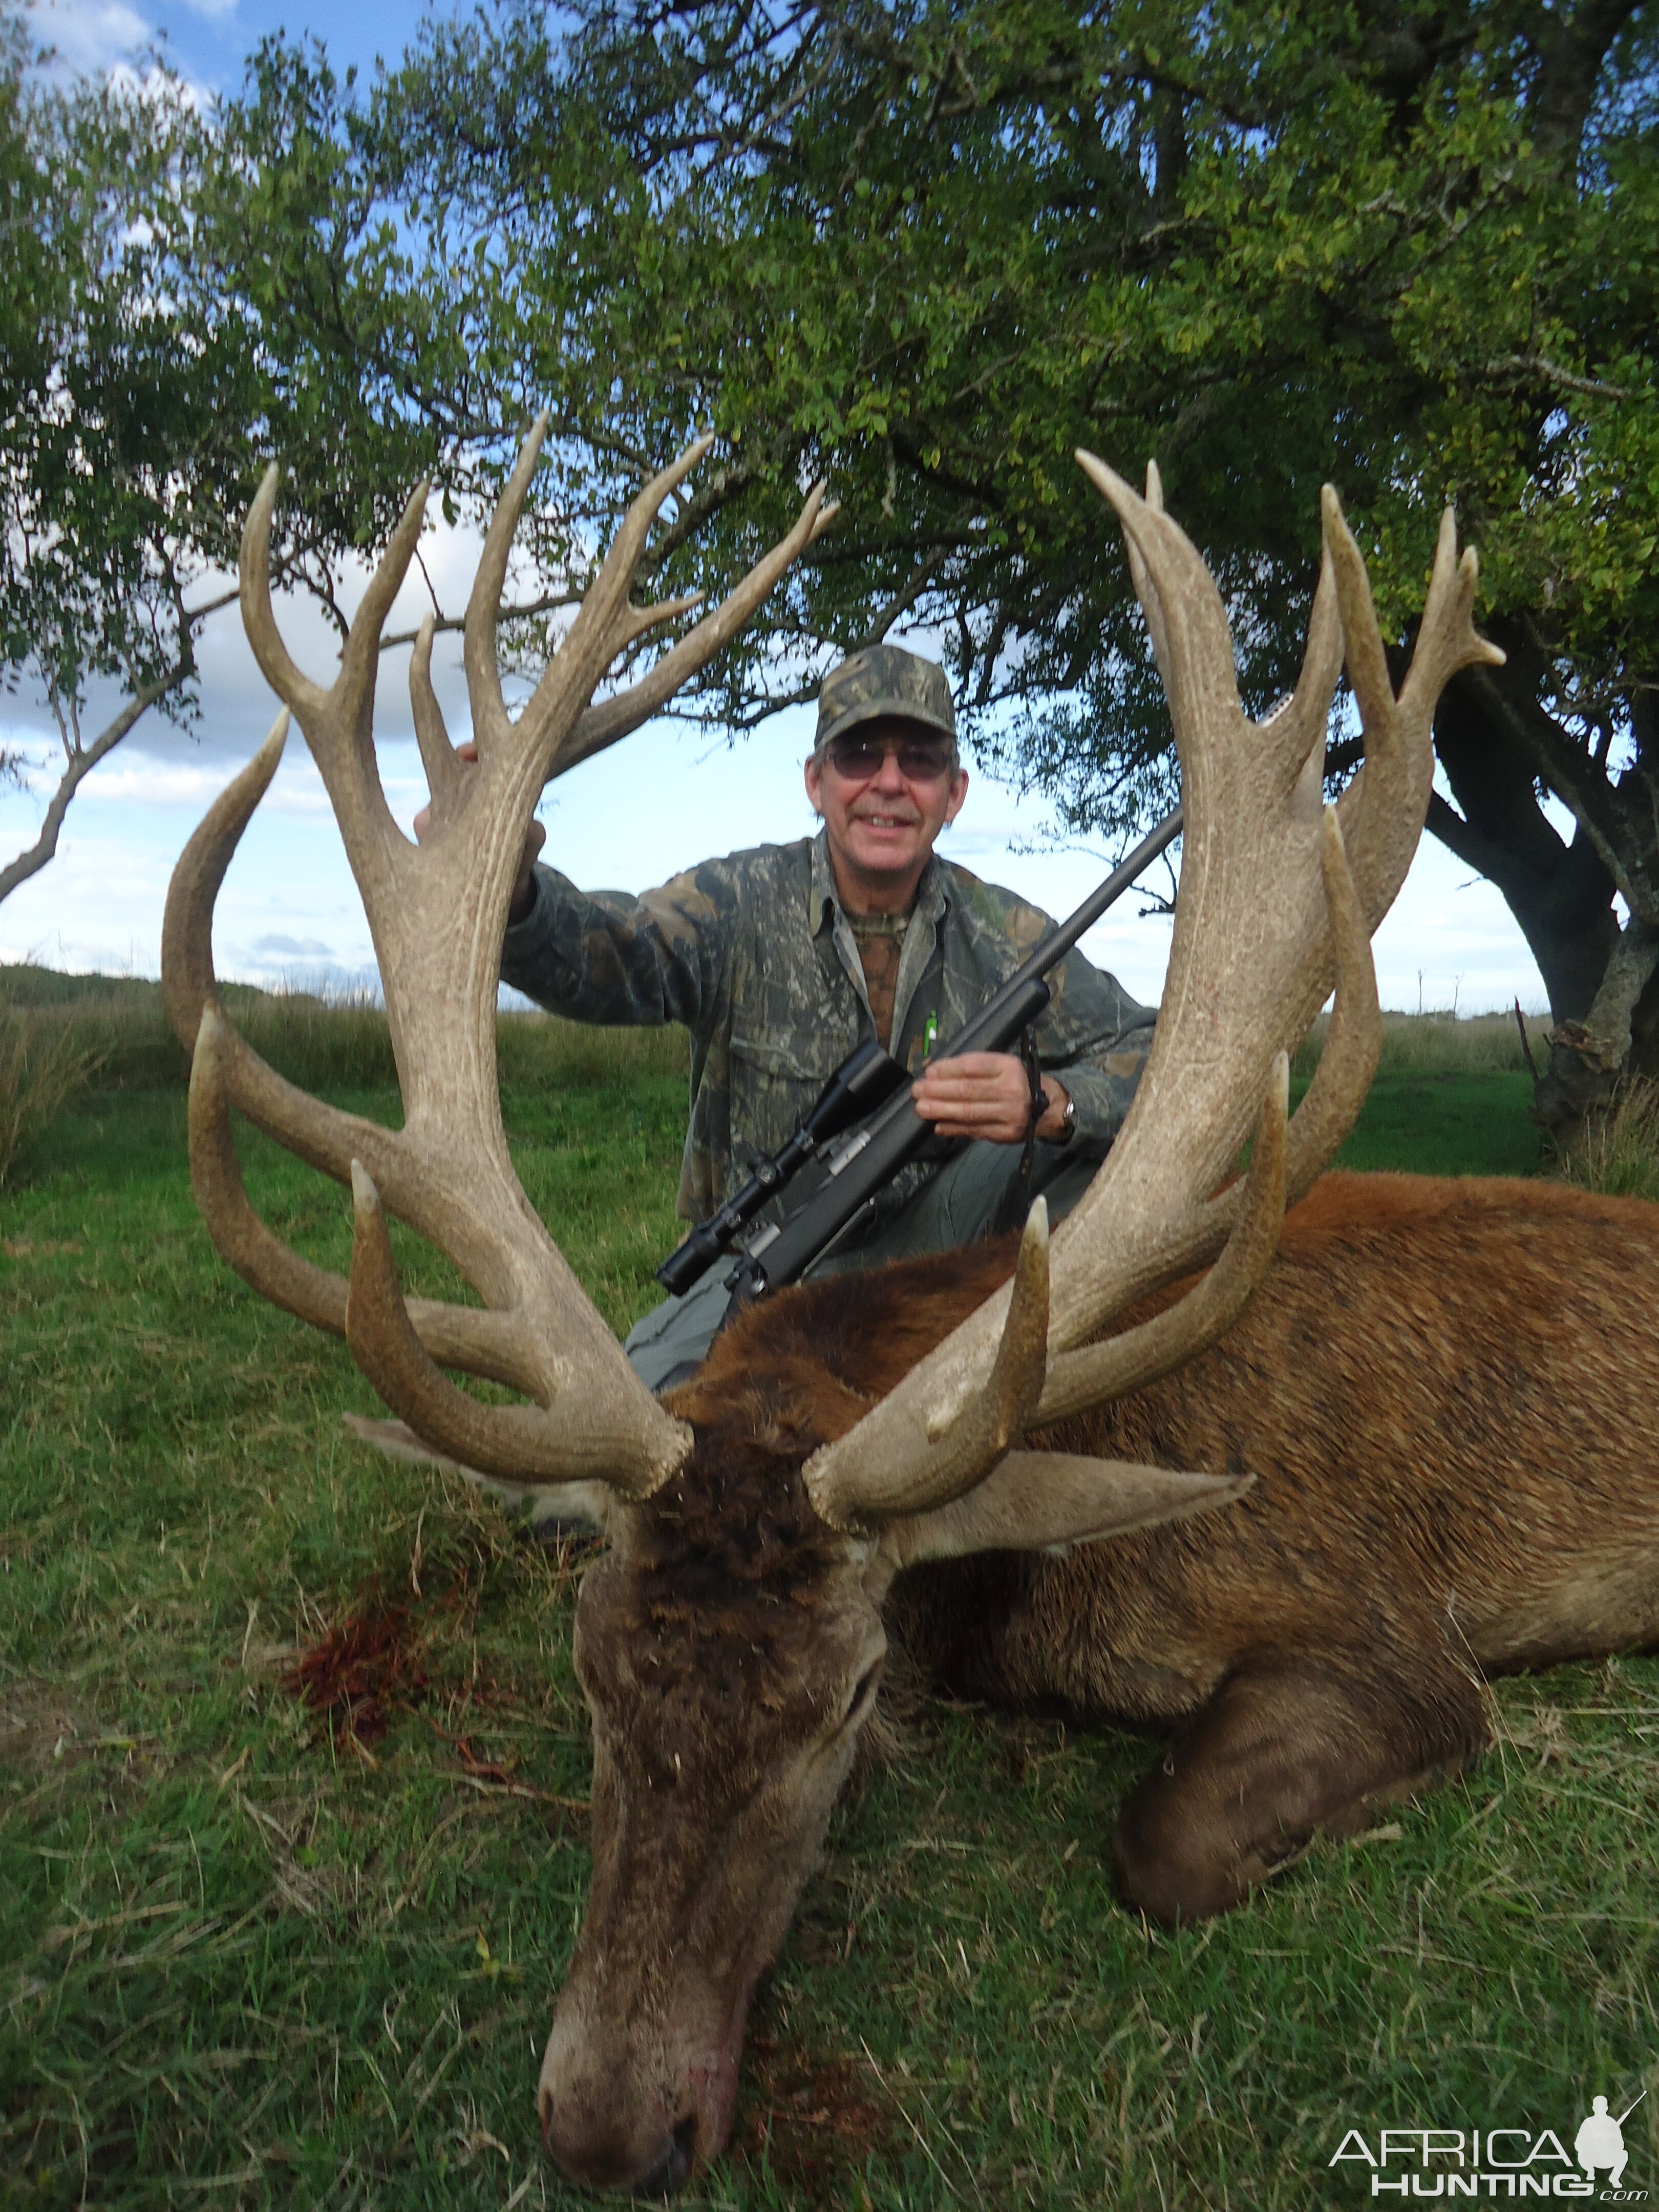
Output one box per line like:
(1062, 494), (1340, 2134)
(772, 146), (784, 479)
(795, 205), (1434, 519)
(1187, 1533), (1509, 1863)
(867, 1451), (1250, 1592)
(342, 1414), (615, 1536)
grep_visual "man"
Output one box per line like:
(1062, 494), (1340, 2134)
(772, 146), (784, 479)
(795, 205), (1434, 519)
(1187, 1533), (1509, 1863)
(497, 643), (1156, 1387)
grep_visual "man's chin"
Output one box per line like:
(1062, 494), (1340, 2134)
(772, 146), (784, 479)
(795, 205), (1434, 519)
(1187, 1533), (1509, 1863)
(846, 829), (925, 877)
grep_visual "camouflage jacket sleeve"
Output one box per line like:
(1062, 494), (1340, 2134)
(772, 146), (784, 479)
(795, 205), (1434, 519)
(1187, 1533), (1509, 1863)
(1034, 944), (1156, 1151)
(499, 859), (732, 1031)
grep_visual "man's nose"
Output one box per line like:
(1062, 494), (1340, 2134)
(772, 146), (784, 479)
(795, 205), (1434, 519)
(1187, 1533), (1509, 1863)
(871, 750), (908, 794)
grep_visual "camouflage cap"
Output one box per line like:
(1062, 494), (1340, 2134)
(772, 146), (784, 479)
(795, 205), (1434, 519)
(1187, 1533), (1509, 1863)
(814, 644), (956, 755)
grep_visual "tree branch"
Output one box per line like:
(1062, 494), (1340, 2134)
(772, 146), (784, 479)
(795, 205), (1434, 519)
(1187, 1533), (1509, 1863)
(0, 661), (189, 907)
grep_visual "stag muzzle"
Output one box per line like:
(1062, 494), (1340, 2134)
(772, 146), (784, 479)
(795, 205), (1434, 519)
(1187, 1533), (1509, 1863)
(537, 1954), (751, 2196)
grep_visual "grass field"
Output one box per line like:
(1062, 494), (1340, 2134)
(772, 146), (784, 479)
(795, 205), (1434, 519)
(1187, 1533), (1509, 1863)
(2, 990), (1654, 2210)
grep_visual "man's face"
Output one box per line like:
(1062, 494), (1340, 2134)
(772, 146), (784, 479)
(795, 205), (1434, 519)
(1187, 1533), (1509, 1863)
(804, 716), (969, 902)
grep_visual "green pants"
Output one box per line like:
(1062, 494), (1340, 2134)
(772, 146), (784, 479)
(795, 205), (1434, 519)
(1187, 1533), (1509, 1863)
(623, 1135), (1103, 1391)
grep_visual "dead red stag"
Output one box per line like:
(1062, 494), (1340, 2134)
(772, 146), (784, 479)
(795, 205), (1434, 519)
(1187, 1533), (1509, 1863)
(162, 427), (1659, 2197)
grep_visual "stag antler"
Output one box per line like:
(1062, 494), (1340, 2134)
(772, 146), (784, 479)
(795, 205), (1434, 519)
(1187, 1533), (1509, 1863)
(804, 462), (1502, 1530)
(163, 419), (834, 1497)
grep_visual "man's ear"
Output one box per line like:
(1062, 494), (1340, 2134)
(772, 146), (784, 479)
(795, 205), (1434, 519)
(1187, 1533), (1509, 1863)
(943, 765), (969, 826)
(863, 1449), (1248, 1600)
(804, 752), (824, 817)
(342, 1414), (614, 1537)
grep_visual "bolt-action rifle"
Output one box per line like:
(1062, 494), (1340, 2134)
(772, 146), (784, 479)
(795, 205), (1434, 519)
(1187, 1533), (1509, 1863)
(655, 805), (1184, 1315)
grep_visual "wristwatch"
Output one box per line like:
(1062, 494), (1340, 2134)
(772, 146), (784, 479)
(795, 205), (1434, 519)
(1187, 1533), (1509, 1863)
(1056, 1089), (1077, 1144)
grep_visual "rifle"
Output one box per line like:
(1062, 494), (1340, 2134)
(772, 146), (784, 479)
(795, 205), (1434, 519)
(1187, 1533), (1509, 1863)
(655, 804), (1184, 1310)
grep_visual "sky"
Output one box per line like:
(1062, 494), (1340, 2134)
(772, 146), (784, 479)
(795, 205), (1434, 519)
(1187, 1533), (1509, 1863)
(3, 0), (1556, 1018)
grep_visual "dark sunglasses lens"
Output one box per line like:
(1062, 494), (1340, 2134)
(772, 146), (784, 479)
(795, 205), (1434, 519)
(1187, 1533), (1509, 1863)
(828, 736), (952, 781)
(898, 745), (951, 780)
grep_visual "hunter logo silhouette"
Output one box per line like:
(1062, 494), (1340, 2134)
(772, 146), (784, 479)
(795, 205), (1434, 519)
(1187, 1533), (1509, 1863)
(1576, 2092), (1644, 2190)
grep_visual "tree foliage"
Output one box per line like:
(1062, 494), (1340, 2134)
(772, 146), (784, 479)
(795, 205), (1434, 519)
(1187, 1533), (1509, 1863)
(23, 4), (1641, 1113)
(336, 0), (1655, 1119)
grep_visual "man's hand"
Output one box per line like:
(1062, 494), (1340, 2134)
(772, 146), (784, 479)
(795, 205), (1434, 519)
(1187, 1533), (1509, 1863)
(911, 1052), (1071, 1145)
(411, 740), (545, 921)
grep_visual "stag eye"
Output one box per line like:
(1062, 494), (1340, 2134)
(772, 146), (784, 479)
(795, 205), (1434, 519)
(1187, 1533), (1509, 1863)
(843, 1663), (882, 1727)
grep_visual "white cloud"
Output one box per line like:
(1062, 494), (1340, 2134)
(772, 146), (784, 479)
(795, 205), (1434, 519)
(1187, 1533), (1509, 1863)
(27, 0), (154, 76)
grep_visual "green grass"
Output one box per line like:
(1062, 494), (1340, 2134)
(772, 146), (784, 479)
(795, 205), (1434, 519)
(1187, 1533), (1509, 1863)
(2, 1006), (1653, 2209)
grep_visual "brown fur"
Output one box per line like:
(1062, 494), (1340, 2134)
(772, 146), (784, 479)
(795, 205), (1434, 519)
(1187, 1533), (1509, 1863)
(671, 1172), (1659, 1901)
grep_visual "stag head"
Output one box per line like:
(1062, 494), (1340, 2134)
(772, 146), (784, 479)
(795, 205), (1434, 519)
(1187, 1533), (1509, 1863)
(163, 434), (1499, 2194)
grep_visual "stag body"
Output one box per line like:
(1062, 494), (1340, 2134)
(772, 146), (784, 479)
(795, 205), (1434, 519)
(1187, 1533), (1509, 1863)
(539, 1171), (1659, 2186)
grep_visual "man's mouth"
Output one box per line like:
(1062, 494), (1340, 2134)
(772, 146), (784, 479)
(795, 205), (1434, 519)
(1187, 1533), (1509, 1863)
(855, 813), (917, 831)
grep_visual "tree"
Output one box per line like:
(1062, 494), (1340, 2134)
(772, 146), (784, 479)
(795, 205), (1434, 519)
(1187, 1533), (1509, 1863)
(351, 0), (1655, 1127)
(0, 23), (436, 912)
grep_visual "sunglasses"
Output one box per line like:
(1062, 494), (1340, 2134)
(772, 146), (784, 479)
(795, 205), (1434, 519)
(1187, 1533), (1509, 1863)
(823, 732), (958, 783)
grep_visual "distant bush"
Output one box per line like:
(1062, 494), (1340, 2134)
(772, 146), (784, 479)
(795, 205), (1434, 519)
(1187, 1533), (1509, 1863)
(0, 1009), (103, 1185)
(0, 966), (689, 1100)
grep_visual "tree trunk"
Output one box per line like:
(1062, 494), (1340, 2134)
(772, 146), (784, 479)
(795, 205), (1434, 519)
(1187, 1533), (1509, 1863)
(1429, 665), (1619, 1025)
(1427, 635), (1659, 1141)
(1533, 917), (1659, 1130)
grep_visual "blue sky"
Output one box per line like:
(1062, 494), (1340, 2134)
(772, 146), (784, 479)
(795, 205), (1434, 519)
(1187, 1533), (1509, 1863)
(2, 0), (1554, 1014)
(30, 0), (415, 93)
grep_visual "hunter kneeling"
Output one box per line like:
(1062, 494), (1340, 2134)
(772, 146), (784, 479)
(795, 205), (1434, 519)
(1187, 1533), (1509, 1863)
(493, 644), (1155, 1388)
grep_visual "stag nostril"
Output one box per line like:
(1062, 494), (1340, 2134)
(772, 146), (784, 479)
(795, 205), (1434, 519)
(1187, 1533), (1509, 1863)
(633, 2115), (696, 2198)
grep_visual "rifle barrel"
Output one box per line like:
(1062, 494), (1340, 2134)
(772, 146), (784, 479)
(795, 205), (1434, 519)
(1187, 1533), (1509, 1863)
(998, 805), (1184, 1002)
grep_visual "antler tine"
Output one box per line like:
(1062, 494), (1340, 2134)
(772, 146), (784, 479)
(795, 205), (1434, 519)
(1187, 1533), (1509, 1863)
(241, 473), (329, 728)
(1125, 459), (1175, 689)
(556, 484), (837, 776)
(238, 472), (426, 887)
(1280, 803), (1381, 1200)
(1322, 491), (1498, 932)
(1400, 505), (1507, 718)
(411, 613), (467, 828)
(241, 469), (429, 758)
(188, 1007), (531, 1388)
(1080, 451), (1330, 789)
(573, 432), (717, 649)
(162, 710), (288, 1052)
(507, 431), (718, 774)
(805, 1198), (1051, 1533)
(464, 412), (551, 754)
(1274, 544), (1343, 788)
(163, 735), (430, 1206)
(334, 479), (431, 742)
(347, 1163), (687, 1495)
(608, 591), (706, 653)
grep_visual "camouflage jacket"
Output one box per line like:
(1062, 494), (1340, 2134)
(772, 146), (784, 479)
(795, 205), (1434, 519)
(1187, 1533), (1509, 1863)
(500, 830), (1156, 1225)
